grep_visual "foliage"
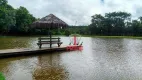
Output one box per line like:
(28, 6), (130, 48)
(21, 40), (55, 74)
(89, 11), (142, 36)
(67, 26), (89, 35)
(0, 0), (15, 34)
(0, 72), (5, 80)
(64, 29), (70, 36)
(15, 6), (36, 34)
(0, 0), (36, 35)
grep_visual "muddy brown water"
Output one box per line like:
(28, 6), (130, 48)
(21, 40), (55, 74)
(0, 37), (142, 80)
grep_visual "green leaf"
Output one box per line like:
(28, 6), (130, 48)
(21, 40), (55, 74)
(0, 72), (5, 80)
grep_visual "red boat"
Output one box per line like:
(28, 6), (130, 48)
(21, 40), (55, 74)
(66, 34), (83, 51)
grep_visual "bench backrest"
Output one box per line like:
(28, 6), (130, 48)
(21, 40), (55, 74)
(38, 37), (61, 42)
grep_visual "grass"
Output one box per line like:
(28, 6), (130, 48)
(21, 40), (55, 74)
(0, 34), (68, 38)
(0, 72), (5, 80)
(1, 34), (142, 39)
(82, 35), (142, 39)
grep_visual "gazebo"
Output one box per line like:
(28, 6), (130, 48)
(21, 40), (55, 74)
(32, 14), (68, 48)
(32, 14), (68, 29)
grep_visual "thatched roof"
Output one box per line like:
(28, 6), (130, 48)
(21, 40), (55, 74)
(32, 14), (68, 29)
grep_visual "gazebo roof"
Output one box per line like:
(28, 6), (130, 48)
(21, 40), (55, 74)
(32, 14), (68, 29)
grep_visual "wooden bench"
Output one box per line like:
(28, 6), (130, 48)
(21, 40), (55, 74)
(37, 37), (63, 48)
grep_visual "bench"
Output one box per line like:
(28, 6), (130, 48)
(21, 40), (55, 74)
(37, 37), (63, 48)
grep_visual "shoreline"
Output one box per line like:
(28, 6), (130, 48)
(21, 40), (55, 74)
(1, 35), (142, 39)
(82, 35), (142, 39)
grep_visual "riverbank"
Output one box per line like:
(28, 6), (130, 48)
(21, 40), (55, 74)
(1, 35), (142, 39)
(82, 35), (142, 39)
(0, 35), (67, 37)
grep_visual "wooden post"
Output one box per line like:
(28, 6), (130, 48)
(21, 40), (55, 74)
(50, 16), (53, 48)
(58, 37), (59, 47)
(50, 33), (52, 48)
(39, 37), (41, 48)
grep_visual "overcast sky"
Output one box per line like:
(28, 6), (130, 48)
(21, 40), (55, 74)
(8, 0), (142, 25)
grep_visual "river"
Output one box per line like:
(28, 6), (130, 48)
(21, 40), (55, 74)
(0, 37), (142, 80)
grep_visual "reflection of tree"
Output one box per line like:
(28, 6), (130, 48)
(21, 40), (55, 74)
(0, 37), (35, 49)
(33, 53), (68, 80)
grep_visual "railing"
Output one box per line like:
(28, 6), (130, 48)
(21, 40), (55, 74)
(37, 37), (62, 48)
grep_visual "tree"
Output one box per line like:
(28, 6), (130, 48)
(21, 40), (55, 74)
(89, 11), (131, 36)
(15, 6), (36, 34)
(105, 12), (131, 35)
(90, 14), (105, 35)
(0, 0), (37, 35)
(0, 0), (7, 6)
(0, 0), (16, 34)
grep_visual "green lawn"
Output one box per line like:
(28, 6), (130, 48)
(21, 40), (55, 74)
(82, 35), (142, 39)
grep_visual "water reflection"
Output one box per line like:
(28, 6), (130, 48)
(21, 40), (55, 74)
(33, 53), (68, 80)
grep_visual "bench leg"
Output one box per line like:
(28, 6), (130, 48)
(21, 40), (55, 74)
(50, 44), (52, 48)
(58, 44), (61, 47)
(39, 44), (42, 49)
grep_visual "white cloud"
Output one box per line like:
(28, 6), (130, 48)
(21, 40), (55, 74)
(7, 0), (142, 25)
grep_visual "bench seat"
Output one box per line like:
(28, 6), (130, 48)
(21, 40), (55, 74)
(37, 37), (63, 48)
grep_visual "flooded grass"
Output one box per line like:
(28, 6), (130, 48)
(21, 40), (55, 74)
(33, 67), (68, 80)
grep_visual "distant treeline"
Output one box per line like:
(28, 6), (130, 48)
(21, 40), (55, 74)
(1, 0), (142, 36)
(88, 12), (142, 36)
(68, 12), (142, 36)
